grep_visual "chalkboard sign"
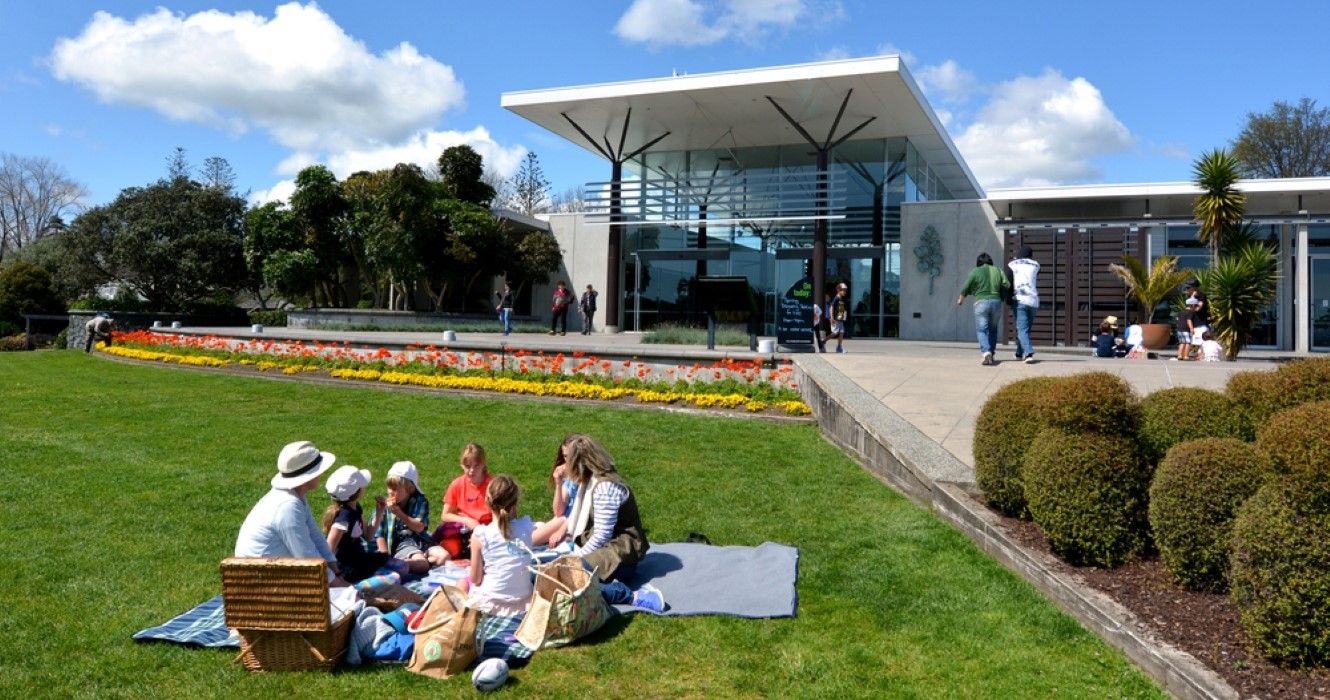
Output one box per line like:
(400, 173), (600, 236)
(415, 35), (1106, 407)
(777, 276), (815, 346)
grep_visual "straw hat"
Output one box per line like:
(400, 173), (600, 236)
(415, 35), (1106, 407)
(272, 440), (336, 489)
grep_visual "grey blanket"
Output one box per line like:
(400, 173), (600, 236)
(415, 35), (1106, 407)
(615, 542), (799, 618)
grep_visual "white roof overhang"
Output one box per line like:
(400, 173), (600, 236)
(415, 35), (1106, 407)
(501, 56), (982, 199)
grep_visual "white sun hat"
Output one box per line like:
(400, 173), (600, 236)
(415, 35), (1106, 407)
(388, 460), (421, 490)
(325, 465), (372, 501)
(272, 440), (336, 489)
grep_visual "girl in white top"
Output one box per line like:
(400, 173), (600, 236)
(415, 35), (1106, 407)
(467, 475), (561, 616)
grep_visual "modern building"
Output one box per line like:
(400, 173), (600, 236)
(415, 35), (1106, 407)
(502, 56), (1330, 352)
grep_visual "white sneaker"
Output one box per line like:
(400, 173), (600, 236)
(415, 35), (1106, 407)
(981, 352), (994, 366)
(1024, 355), (1036, 364)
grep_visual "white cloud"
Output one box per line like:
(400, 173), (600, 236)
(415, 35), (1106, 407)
(953, 69), (1133, 188)
(249, 179), (296, 206)
(875, 43), (917, 68)
(814, 46), (852, 62)
(50, 3), (464, 154)
(1150, 141), (1191, 160)
(615, 0), (816, 47)
(916, 59), (978, 105)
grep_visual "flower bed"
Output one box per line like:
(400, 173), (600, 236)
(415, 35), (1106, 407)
(99, 330), (811, 416)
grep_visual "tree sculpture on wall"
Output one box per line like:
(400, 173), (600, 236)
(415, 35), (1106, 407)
(915, 225), (943, 295)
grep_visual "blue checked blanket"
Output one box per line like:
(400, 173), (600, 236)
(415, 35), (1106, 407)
(132, 594), (532, 661)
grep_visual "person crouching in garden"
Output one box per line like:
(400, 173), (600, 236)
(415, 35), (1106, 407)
(84, 312), (113, 352)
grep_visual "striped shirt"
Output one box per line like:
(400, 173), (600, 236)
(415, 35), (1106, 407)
(572, 480), (629, 557)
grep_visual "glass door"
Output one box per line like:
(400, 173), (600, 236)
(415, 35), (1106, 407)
(1313, 257), (1330, 350)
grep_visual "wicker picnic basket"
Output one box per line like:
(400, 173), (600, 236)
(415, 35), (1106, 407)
(220, 557), (353, 672)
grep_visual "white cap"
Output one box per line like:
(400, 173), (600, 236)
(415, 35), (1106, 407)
(388, 460), (420, 490)
(325, 465), (371, 501)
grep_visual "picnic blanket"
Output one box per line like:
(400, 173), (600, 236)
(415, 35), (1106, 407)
(615, 542), (799, 618)
(132, 595), (533, 662)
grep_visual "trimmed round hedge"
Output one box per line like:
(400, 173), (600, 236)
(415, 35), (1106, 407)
(1138, 387), (1250, 462)
(1255, 401), (1330, 480)
(1227, 357), (1330, 430)
(1041, 371), (1140, 436)
(1024, 428), (1151, 567)
(1148, 438), (1270, 592)
(1230, 477), (1330, 667)
(973, 376), (1062, 518)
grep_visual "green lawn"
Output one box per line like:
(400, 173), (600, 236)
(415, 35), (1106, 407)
(0, 352), (1163, 698)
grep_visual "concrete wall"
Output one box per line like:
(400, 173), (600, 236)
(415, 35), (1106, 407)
(898, 199), (1002, 342)
(538, 213), (611, 331)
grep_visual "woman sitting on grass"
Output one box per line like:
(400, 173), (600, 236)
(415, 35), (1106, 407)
(559, 434), (664, 612)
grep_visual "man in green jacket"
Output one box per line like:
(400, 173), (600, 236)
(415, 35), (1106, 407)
(955, 252), (1009, 365)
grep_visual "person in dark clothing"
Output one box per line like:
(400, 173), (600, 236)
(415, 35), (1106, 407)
(579, 284), (598, 335)
(550, 281), (572, 335)
(495, 282), (514, 336)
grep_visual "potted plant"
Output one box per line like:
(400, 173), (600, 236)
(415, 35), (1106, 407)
(1108, 254), (1192, 349)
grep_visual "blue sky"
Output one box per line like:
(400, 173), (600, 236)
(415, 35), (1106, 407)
(3, 0), (1328, 207)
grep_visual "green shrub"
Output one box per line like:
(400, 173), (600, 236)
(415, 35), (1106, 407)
(248, 309), (288, 327)
(1138, 387), (1250, 461)
(0, 320), (19, 337)
(1229, 477), (1330, 667)
(1041, 371), (1141, 436)
(1024, 428), (1151, 567)
(973, 377), (1063, 518)
(1148, 438), (1270, 591)
(1228, 358), (1330, 430)
(53, 327), (68, 350)
(1225, 369), (1283, 430)
(0, 334), (28, 352)
(1255, 401), (1330, 480)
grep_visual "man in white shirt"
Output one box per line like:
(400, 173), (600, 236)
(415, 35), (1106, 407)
(1007, 246), (1041, 364)
(235, 440), (347, 585)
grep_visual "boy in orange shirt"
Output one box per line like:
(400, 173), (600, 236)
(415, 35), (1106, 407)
(434, 443), (493, 559)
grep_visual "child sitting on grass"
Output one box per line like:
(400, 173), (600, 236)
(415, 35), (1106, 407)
(466, 475), (563, 616)
(322, 465), (392, 583)
(436, 443), (494, 560)
(540, 436), (580, 548)
(376, 461), (449, 574)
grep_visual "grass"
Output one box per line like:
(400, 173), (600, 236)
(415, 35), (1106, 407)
(0, 352), (1164, 698)
(641, 322), (754, 346)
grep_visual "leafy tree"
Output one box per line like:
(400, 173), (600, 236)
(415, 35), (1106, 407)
(508, 151), (551, 215)
(262, 249), (320, 307)
(166, 147), (191, 181)
(437, 145), (495, 206)
(289, 165), (349, 306)
(0, 260), (63, 325)
(363, 164), (435, 310)
(0, 153), (87, 263)
(1231, 98), (1330, 178)
(201, 156), (238, 192)
(430, 198), (504, 311)
(342, 169), (391, 307)
(67, 176), (246, 309)
(506, 226), (562, 299)
(243, 202), (301, 309)
(1192, 149), (1246, 266)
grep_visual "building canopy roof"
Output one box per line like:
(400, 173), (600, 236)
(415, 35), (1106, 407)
(502, 56), (982, 200)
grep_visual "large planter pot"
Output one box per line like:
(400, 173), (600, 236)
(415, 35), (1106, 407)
(1139, 323), (1172, 349)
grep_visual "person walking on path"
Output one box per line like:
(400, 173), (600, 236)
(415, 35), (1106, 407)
(810, 290), (826, 352)
(579, 284), (598, 335)
(550, 281), (572, 336)
(495, 282), (514, 336)
(1007, 245), (1041, 364)
(957, 252), (1010, 365)
(84, 312), (113, 352)
(828, 283), (849, 353)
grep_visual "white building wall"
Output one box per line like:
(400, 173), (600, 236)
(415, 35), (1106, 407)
(898, 199), (1002, 342)
(537, 213), (611, 330)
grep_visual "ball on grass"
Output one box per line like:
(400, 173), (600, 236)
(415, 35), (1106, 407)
(472, 657), (508, 692)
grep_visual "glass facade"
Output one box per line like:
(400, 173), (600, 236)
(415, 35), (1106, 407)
(602, 137), (951, 336)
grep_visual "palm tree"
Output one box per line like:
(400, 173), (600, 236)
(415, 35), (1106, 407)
(1196, 242), (1280, 360)
(1108, 254), (1192, 323)
(1192, 149), (1246, 265)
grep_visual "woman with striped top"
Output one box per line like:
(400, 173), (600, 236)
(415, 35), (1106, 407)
(560, 434), (664, 612)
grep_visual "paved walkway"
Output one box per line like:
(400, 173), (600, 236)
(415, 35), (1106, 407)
(178, 325), (1289, 476)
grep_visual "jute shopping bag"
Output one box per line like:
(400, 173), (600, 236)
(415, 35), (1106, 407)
(514, 555), (612, 650)
(406, 585), (479, 679)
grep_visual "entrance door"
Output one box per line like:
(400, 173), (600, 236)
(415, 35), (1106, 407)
(1312, 257), (1330, 350)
